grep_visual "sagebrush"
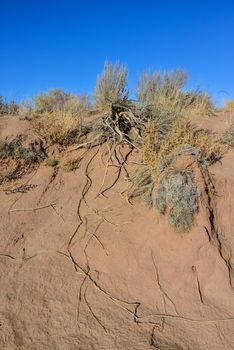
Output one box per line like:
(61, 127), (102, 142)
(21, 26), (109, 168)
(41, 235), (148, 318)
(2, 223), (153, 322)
(94, 61), (128, 110)
(155, 170), (199, 232)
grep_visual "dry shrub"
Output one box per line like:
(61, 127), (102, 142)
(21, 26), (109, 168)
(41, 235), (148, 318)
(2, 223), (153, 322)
(143, 118), (224, 171)
(142, 115), (174, 170)
(137, 69), (187, 106)
(221, 123), (234, 147)
(223, 100), (234, 112)
(32, 109), (84, 145)
(94, 61), (128, 110)
(0, 139), (43, 186)
(158, 119), (224, 164)
(30, 89), (88, 145)
(137, 70), (214, 118)
(0, 96), (19, 116)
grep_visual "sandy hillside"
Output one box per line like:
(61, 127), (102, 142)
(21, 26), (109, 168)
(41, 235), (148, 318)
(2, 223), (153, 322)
(1, 112), (234, 350)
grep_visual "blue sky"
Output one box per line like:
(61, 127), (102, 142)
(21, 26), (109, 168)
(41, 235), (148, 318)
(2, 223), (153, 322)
(0, 0), (233, 106)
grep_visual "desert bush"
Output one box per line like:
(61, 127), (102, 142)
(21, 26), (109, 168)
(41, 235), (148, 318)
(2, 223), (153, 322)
(137, 69), (187, 106)
(0, 96), (19, 115)
(32, 89), (88, 114)
(0, 140), (41, 163)
(0, 139), (44, 186)
(155, 170), (199, 232)
(18, 101), (33, 120)
(136, 70), (214, 118)
(221, 123), (234, 147)
(223, 100), (234, 112)
(30, 89), (88, 145)
(143, 118), (224, 171)
(157, 119), (224, 165)
(32, 109), (84, 145)
(94, 61), (128, 109)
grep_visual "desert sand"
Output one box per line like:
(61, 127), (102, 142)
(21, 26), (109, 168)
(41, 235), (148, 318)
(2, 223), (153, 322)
(1, 111), (234, 350)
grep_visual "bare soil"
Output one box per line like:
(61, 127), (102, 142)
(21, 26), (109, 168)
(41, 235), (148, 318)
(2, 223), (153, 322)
(0, 112), (234, 349)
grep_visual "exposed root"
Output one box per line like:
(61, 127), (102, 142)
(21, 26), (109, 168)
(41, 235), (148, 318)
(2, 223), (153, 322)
(192, 266), (204, 305)
(84, 219), (108, 257)
(99, 147), (132, 197)
(66, 135), (103, 152)
(8, 202), (56, 213)
(151, 250), (179, 315)
(84, 285), (108, 333)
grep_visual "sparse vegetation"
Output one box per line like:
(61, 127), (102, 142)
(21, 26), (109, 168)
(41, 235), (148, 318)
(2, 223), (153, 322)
(136, 70), (214, 118)
(223, 100), (234, 112)
(62, 157), (80, 172)
(221, 123), (234, 147)
(94, 61), (128, 110)
(0, 96), (19, 115)
(0, 64), (228, 233)
(0, 138), (44, 186)
(143, 117), (224, 172)
(30, 89), (88, 145)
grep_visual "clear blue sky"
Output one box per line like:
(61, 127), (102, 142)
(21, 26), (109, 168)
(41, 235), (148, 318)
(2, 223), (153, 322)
(0, 0), (233, 106)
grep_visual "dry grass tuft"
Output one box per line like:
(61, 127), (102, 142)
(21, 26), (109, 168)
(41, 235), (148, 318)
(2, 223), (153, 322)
(222, 100), (234, 112)
(94, 61), (128, 110)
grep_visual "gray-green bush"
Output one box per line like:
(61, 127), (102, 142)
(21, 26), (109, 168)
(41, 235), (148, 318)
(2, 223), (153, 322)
(155, 170), (199, 232)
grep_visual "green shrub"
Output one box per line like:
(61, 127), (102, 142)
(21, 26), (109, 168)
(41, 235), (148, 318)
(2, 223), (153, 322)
(94, 61), (128, 110)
